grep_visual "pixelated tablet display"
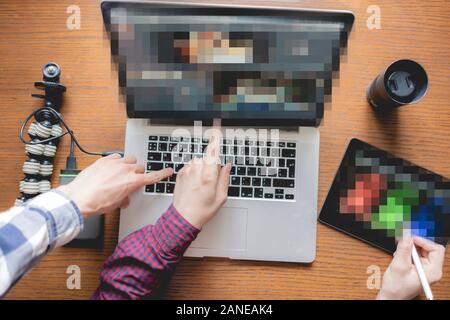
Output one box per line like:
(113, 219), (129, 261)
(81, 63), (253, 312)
(319, 139), (450, 253)
(102, 3), (352, 124)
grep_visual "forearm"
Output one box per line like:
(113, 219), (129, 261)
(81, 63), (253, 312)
(0, 190), (83, 297)
(92, 204), (199, 300)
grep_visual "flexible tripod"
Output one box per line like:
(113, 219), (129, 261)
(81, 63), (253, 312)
(15, 62), (66, 206)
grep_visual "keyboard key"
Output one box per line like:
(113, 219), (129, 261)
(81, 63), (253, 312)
(173, 153), (182, 162)
(147, 152), (161, 161)
(159, 136), (168, 141)
(225, 156), (234, 164)
(155, 183), (165, 193)
(145, 185), (154, 192)
(162, 153), (171, 162)
(241, 187), (253, 197)
(166, 183), (175, 193)
(231, 176), (240, 186)
(164, 163), (174, 169)
(180, 143), (188, 152)
(149, 136), (158, 141)
(168, 143), (178, 151)
(288, 167), (295, 178)
(282, 149), (295, 158)
(148, 142), (157, 151)
(230, 166), (236, 175)
(255, 167), (265, 177)
(169, 174), (177, 182)
(247, 167), (256, 176)
(264, 193), (274, 199)
(170, 136), (179, 142)
(287, 142), (296, 148)
(277, 142), (285, 147)
(251, 177), (261, 186)
(278, 158), (286, 167)
(175, 163), (184, 172)
(270, 148), (280, 157)
(228, 186), (240, 197)
(262, 178), (271, 187)
(147, 162), (163, 171)
(273, 179), (295, 188)
(235, 156), (244, 165)
(254, 188), (263, 198)
(183, 154), (192, 162)
(259, 148), (267, 157)
(242, 177), (251, 186)
(278, 168), (287, 177)
(158, 143), (168, 152)
(286, 159), (295, 168)
(267, 168), (277, 176)
(275, 188), (284, 195)
(245, 157), (255, 166)
(265, 158), (275, 167)
(275, 194), (283, 199)
(285, 194), (294, 200)
(237, 167), (246, 176)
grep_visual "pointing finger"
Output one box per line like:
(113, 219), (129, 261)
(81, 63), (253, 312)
(141, 167), (173, 186)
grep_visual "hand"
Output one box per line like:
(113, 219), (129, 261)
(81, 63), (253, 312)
(58, 153), (173, 219)
(377, 237), (446, 300)
(173, 127), (231, 229)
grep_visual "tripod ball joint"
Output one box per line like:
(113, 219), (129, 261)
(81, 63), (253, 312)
(43, 62), (61, 82)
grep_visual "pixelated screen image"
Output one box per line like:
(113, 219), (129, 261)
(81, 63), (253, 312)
(101, 2), (353, 125)
(319, 139), (450, 253)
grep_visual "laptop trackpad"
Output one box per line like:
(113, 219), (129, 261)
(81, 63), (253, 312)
(190, 207), (247, 251)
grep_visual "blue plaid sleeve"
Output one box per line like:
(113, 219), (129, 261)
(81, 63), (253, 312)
(0, 189), (84, 297)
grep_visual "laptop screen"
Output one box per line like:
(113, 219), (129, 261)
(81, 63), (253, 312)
(102, 2), (353, 125)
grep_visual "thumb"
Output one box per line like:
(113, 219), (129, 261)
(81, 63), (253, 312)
(392, 238), (413, 270)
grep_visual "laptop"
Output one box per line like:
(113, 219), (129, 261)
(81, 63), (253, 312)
(101, 1), (353, 263)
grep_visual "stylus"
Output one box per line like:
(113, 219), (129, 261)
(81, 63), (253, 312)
(411, 244), (434, 300)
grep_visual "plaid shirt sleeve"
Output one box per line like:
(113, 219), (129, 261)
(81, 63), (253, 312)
(91, 204), (199, 300)
(0, 189), (83, 297)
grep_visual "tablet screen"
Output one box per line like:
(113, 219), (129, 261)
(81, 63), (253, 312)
(319, 139), (450, 253)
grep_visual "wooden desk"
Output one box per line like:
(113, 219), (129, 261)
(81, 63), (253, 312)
(1, 0), (449, 299)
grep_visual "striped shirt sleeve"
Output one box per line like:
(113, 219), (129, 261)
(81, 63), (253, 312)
(0, 189), (83, 297)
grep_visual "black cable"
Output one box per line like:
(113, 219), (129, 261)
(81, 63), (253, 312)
(19, 106), (104, 157)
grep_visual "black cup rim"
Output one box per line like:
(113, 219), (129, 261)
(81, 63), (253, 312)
(382, 59), (428, 105)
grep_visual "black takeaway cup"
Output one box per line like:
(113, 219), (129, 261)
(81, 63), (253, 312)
(367, 59), (428, 111)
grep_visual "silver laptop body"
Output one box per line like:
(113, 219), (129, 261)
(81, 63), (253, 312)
(119, 120), (319, 263)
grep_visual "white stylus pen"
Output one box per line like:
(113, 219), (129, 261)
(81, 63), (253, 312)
(411, 244), (434, 300)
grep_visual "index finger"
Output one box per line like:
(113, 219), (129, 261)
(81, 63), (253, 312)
(413, 237), (444, 252)
(204, 123), (222, 165)
(133, 167), (173, 190)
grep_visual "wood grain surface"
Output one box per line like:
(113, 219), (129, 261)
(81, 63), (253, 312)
(0, 0), (449, 300)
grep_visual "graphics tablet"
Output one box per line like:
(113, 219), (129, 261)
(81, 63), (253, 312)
(319, 138), (450, 253)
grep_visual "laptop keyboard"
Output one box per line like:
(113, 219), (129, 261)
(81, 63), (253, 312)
(145, 135), (297, 201)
